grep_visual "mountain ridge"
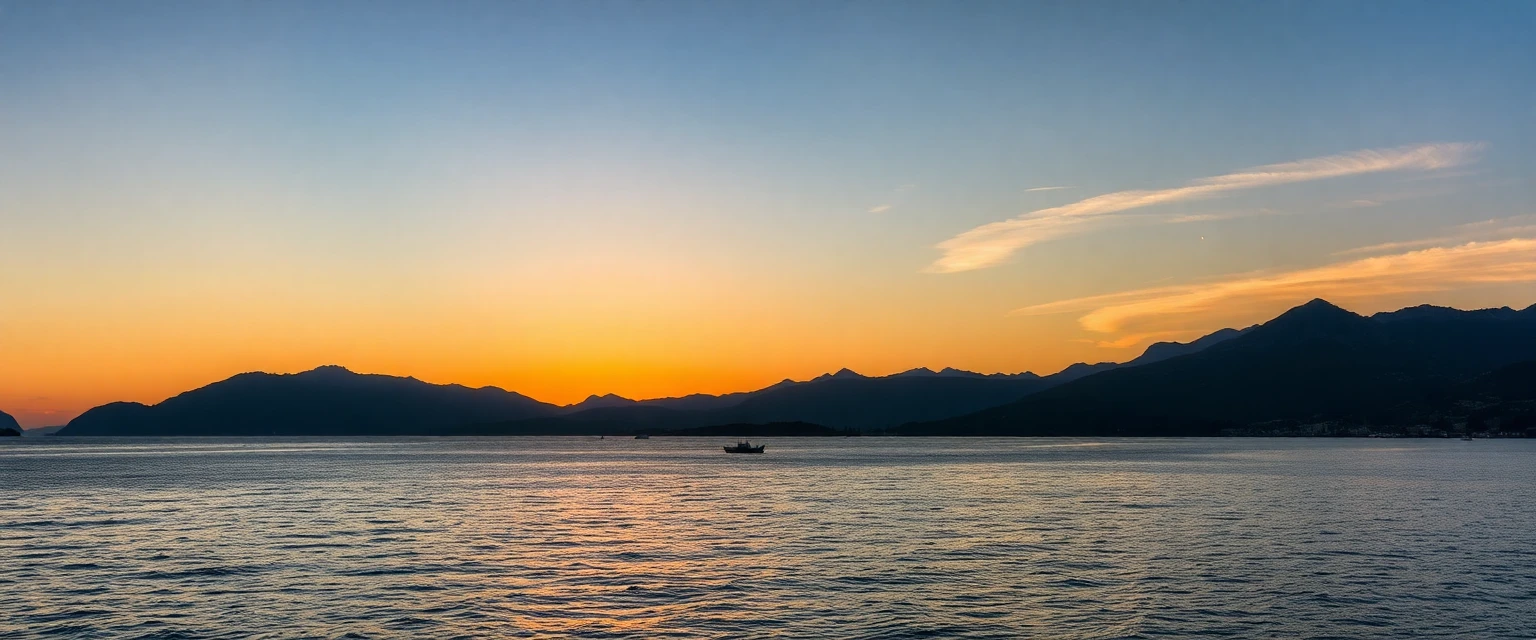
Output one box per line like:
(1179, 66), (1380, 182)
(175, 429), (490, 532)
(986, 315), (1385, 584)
(56, 299), (1534, 437)
(53, 330), (1227, 435)
(60, 366), (561, 436)
(900, 298), (1536, 437)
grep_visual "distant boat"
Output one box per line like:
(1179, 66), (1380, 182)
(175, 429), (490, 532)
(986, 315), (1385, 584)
(634, 434), (650, 439)
(724, 440), (765, 454)
(1461, 434), (1474, 441)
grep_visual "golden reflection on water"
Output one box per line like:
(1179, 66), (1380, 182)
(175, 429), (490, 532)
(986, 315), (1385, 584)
(3, 437), (1536, 638)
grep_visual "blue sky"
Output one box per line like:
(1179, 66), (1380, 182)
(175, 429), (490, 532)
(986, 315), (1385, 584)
(1, 1), (1533, 425)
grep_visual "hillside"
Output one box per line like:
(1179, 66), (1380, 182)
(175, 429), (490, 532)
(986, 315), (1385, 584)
(0, 409), (20, 436)
(58, 366), (560, 436)
(902, 300), (1536, 436)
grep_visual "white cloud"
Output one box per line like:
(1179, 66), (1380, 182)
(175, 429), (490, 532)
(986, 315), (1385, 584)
(1025, 186), (1072, 192)
(1012, 237), (1536, 334)
(1165, 209), (1279, 224)
(928, 143), (1484, 273)
(1333, 214), (1536, 257)
(868, 204), (892, 214)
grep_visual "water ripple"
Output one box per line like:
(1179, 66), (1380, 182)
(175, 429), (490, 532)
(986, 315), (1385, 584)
(2, 437), (1535, 638)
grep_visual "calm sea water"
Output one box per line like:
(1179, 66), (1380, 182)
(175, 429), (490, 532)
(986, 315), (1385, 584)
(2, 437), (1534, 639)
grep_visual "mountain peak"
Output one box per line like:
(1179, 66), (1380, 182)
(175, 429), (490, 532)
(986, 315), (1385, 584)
(0, 408), (20, 434)
(892, 367), (939, 378)
(1271, 298), (1362, 323)
(815, 368), (865, 381)
(1374, 304), (1525, 323)
(303, 365), (356, 376)
(1127, 326), (1250, 367)
(1298, 298), (1347, 312)
(567, 393), (635, 410)
(1053, 361), (1119, 382)
(59, 366), (561, 436)
(1234, 298), (1376, 348)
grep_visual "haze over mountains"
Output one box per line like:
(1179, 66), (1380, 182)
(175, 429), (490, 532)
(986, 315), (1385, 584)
(45, 299), (1536, 437)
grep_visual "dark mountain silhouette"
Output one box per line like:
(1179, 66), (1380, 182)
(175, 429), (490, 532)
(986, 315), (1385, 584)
(1465, 360), (1536, 402)
(710, 372), (1050, 430)
(1371, 303), (1531, 323)
(1449, 360), (1536, 435)
(58, 366), (560, 436)
(1126, 326), (1251, 366)
(0, 409), (20, 436)
(448, 404), (698, 436)
(910, 367), (1043, 380)
(52, 311), (1314, 437)
(579, 379), (803, 413)
(903, 299), (1536, 436)
(473, 333), (1245, 435)
(1336, 358), (1536, 437)
(1051, 361), (1120, 382)
(562, 393), (638, 412)
(463, 373), (1055, 434)
(655, 421), (848, 437)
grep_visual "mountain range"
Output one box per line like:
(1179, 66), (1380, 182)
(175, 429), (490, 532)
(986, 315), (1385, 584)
(52, 328), (1244, 436)
(0, 409), (20, 436)
(43, 299), (1536, 437)
(900, 299), (1536, 437)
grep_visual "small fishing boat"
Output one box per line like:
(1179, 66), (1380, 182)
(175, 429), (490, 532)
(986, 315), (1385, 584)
(724, 440), (765, 454)
(634, 434), (651, 440)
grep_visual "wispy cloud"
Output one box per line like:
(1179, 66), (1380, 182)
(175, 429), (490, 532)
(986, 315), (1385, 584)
(1326, 182), (1466, 210)
(928, 143), (1483, 273)
(1166, 208), (1281, 225)
(1025, 186), (1072, 192)
(867, 184), (917, 214)
(1166, 213), (1235, 224)
(1334, 214), (1536, 257)
(1332, 237), (1449, 257)
(1013, 237), (1536, 334)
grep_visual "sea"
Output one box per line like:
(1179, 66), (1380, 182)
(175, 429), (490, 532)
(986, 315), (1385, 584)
(2, 437), (1533, 639)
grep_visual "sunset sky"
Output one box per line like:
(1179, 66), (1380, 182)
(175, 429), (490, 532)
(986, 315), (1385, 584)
(2, 1), (1534, 427)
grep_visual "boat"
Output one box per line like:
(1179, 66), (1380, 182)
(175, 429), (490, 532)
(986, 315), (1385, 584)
(724, 440), (765, 454)
(1461, 434), (1474, 441)
(634, 434), (650, 439)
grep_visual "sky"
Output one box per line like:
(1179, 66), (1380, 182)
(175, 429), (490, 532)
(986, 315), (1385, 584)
(2, 1), (1534, 427)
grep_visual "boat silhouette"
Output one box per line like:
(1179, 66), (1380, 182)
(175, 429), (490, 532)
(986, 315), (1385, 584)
(724, 440), (765, 454)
